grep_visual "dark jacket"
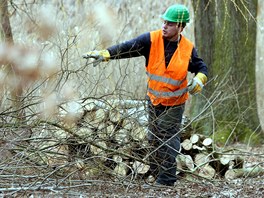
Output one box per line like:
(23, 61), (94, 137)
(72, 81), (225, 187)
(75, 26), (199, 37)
(107, 31), (208, 76)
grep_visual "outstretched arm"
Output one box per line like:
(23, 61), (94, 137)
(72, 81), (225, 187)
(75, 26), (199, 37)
(82, 32), (151, 65)
(107, 32), (151, 59)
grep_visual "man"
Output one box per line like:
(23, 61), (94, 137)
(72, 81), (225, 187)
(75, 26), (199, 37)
(83, 4), (208, 186)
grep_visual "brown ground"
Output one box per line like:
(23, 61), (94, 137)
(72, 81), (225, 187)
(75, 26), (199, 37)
(6, 176), (264, 198)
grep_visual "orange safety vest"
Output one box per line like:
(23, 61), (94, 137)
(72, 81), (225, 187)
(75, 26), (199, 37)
(146, 29), (193, 106)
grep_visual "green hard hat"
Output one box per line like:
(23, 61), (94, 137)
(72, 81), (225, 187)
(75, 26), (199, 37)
(161, 4), (190, 23)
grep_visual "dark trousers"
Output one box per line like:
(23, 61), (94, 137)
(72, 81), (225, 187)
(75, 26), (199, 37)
(147, 102), (184, 185)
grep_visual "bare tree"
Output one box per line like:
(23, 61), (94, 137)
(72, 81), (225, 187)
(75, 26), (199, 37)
(0, 0), (13, 43)
(0, 0), (25, 121)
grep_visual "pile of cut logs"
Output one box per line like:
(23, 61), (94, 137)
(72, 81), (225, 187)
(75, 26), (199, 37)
(28, 98), (263, 180)
(178, 133), (245, 180)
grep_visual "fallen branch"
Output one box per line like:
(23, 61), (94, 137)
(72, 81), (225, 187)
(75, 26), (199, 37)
(225, 166), (264, 180)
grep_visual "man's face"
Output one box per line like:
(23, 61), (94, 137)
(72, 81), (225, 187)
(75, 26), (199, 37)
(162, 20), (183, 41)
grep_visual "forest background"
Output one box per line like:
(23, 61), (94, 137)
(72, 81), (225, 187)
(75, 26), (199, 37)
(0, 0), (263, 197)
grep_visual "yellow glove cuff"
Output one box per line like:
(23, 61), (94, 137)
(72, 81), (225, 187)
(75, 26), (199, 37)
(195, 72), (207, 85)
(100, 50), (110, 61)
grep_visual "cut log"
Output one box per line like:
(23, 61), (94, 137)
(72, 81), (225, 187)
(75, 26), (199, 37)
(219, 154), (235, 165)
(60, 101), (84, 118)
(82, 99), (98, 111)
(146, 175), (155, 183)
(82, 108), (108, 127)
(108, 99), (146, 109)
(227, 156), (244, 170)
(53, 129), (69, 140)
(105, 123), (116, 137)
(176, 154), (194, 171)
(109, 109), (124, 123)
(115, 129), (129, 144)
(59, 101), (85, 127)
(94, 108), (109, 124)
(90, 141), (106, 155)
(126, 105), (148, 125)
(75, 127), (94, 142)
(97, 122), (115, 139)
(83, 110), (97, 127)
(181, 139), (192, 151)
(228, 160), (235, 170)
(132, 161), (150, 174)
(202, 137), (213, 147)
(220, 158), (230, 166)
(198, 164), (216, 179)
(113, 155), (123, 163)
(225, 167), (264, 180)
(184, 155), (195, 171)
(190, 134), (200, 144)
(90, 141), (107, 160)
(131, 126), (147, 141)
(122, 118), (139, 130)
(97, 122), (107, 139)
(114, 163), (129, 177)
(194, 153), (210, 167)
(176, 155), (183, 171)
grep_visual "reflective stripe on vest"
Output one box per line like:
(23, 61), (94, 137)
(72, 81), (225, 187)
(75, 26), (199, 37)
(148, 87), (189, 97)
(146, 29), (193, 106)
(146, 71), (184, 86)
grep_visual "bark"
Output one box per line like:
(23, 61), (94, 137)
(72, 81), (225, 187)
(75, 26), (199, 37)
(0, 0), (24, 121)
(0, 0), (13, 43)
(256, 1), (264, 132)
(191, 0), (260, 137)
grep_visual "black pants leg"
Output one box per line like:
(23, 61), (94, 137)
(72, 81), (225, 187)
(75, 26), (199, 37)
(147, 102), (184, 185)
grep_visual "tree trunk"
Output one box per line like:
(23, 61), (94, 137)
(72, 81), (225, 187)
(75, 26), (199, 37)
(191, 0), (260, 140)
(0, 0), (13, 43)
(256, 1), (264, 132)
(0, 0), (25, 122)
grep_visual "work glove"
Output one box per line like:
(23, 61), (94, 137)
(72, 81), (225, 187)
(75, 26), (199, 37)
(82, 50), (110, 61)
(187, 72), (207, 95)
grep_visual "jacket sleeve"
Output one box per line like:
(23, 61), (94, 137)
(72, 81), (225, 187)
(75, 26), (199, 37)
(107, 32), (151, 60)
(188, 48), (208, 76)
